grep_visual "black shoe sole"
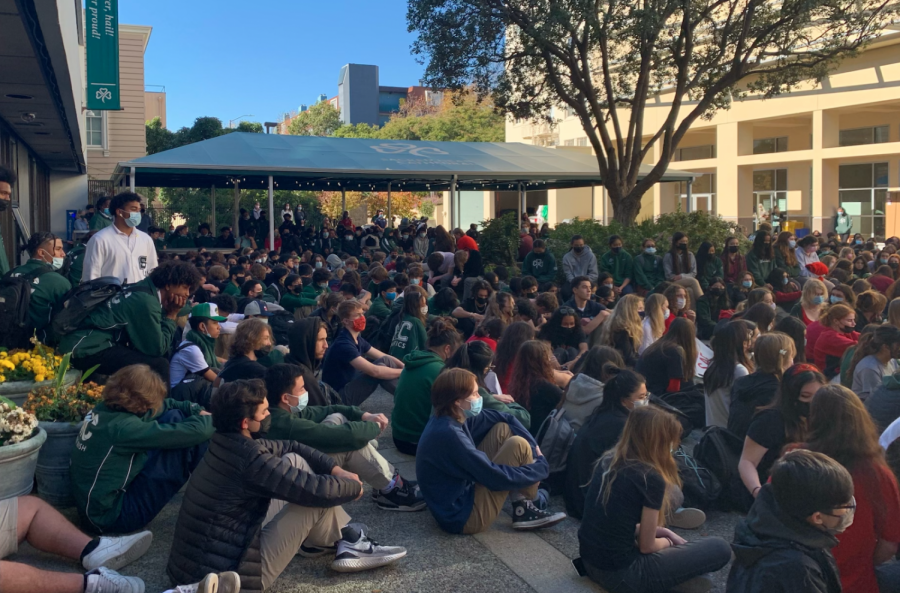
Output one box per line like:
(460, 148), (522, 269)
(374, 500), (427, 512)
(511, 513), (567, 530)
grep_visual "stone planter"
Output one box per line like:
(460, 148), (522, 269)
(0, 427), (47, 499)
(0, 370), (81, 407)
(35, 421), (82, 507)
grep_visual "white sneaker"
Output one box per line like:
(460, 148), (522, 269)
(84, 567), (145, 593)
(83, 531), (153, 571)
(331, 527), (407, 573)
(173, 572), (240, 593)
(670, 507), (706, 530)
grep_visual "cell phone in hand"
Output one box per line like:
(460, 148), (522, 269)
(572, 557), (587, 577)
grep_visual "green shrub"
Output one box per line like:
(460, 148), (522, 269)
(545, 211), (749, 282)
(479, 211), (520, 268)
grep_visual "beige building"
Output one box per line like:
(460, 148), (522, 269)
(499, 31), (900, 238)
(85, 24), (160, 184)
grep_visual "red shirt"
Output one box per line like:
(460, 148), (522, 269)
(805, 321), (825, 356)
(869, 273), (894, 294)
(833, 463), (900, 593)
(813, 326), (859, 378)
(467, 336), (497, 352)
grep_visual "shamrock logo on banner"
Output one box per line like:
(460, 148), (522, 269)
(95, 88), (112, 103)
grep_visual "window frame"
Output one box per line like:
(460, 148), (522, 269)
(85, 109), (107, 152)
(838, 125), (889, 147)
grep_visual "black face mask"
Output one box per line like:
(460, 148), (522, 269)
(475, 296), (487, 305)
(255, 345), (274, 358)
(573, 246), (584, 254)
(234, 277), (246, 286)
(611, 246), (621, 254)
(0, 200), (9, 212)
(891, 262), (899, 269)
(250, 415), (271, 440)
(709, 288), (724, 296)
(728, 245), (739, 253)
(796, 401), (811, 417)
(678, 243), (688, 251)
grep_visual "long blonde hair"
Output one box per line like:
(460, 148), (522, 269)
(801, 279), (827, 309)
(644, 293), (667, 342)
(599, 407), (683, 524)
(599, 294), (644, 351)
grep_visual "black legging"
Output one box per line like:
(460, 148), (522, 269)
(74, 345), (170, 385)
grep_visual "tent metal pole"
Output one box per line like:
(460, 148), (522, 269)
(387, 182), (392, 226)
(686, 179), (693, 213)
(130, 166), (135, 193)
(518, 182), (525, 228)
(450, 176), (457, 229)
(268, 175), (275, 251)
(341, 188), (346, 213)
(233, 181), (240, 240)
(210, 185), (216, 230)
(591, 185), (595, 220)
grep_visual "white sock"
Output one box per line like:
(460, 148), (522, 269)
(380, 475), (399, 493)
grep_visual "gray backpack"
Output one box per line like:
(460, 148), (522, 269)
(536, 408), (576, 474)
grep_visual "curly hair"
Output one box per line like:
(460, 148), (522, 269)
(102, 364), (167, 416)
(150, 260), (203, 293)
(230, 318), (270, 358)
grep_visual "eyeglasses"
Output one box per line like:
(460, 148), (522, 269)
(559, 307), (576, 316)
(824, 496), (857, 516)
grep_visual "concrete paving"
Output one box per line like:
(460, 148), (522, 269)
(10, 387), (742, 592)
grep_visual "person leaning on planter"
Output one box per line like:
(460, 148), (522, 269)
(70, 363), (214, 535)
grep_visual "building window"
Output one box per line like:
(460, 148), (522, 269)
(753, 137), (788, 154)
(753, 169), (788, 230)
(86, 110), (103, 148)
(674, 173), (716, 214)
(576, 137), (588, 147)
(673, 144), (714, 161)
(563, 139), (575, 146)
(564, 106), (576, 118)
(839, 125), (889, 147)
(838, 162), (888, 237)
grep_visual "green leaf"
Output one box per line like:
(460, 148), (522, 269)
(80, 364), (100, 385)
(0, 395), (17, 409)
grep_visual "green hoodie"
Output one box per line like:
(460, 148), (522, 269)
(267, 404), (379, 453)
(521, 250), (558, 284)
(599, 249), (634, 287)
(70, 399), (213, 531)
(58, 277), (177, 360)
(9, 259), (71, 334)
(391, 350), (446, 443)
(389, 314), (427, 360)
(480, 387), (531, 430)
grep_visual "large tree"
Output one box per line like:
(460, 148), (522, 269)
(287, 101), (343, 137)
(408, 0), (895, 223)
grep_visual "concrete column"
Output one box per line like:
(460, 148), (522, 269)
(387, 182), (392, 223)
(268, 176), (275, 251)
(233, 181), (240, 235)
(130, 166), (135, 193)
(716, 122), (739, 223)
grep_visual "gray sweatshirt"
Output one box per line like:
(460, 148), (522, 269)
(561, 373), (605, 432)
(562, 246), (599, 283)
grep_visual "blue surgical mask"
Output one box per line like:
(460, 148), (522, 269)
(102, 208), (110, 215)
(856, 239), (862, 245)
(464, 395), (483, 418)
(51, 257), (64, 270)
(385, 292), (397, 301)
(123, 211), (141, 228)
(645, 247), (657, 254)
(830, 295), (843, 304)
(812, 295), (825, 305)
(288, 391), (309, 414)
(789, 240), (796, 248)
(782, 277), (789, 285)
(742, 280), (752, 288)
(882, 258), (890, 264)
(315, 262), (322, 268)
(318, 282), (328, 289)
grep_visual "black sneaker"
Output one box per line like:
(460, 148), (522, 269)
(297, 543), (335, 558)
(511, 499), (567, 530)
(331, 528), (407, 573)
(372, 477), (426, 512)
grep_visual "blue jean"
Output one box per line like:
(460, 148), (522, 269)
(102, 409), (208, 534)
(585, 537), (731, 593)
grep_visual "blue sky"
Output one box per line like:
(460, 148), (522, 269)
(116, 0), (425, 130)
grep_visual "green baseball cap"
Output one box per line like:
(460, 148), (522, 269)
(189, 302), (227, 322)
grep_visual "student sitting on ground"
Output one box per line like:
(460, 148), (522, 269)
(0, 495), (153, 593)
(59, 260), (202, 383)
(169, 302), (227, 408)
(264, 363), (424, 511)
(577, 406), (731, 593)
(217, 318), (272, 382)
(167, 379), (406, 590)
(727, 450), (855, 593)
(388, 285), (429, 360)
(321, 300), (404, 406)
(416, 368), (566, 534)
(70, 364), (214, 534)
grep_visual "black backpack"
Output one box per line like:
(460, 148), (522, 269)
(52, 277), (151, 337)
(656, 386), (707, 435)
(0, 267), (53, 349)
(268, 311), (295, 346)
(674, 446), (722, 510)
(692, 425), (746, 509)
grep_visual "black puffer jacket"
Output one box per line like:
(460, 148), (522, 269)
(167, 432), (362, 593)
(727, 485), (841, 593)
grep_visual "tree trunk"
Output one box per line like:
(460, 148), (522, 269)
(611, 192), (643, 225)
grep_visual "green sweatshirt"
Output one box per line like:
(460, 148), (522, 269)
(89, 212), (113, 231)
(392, 350), (445, 443)
(632, 253), (665, 291)
(297, 283), (328, 308)
(194, 234), (216, 248)
(167, 235), (195, 249)
(153, 237), (166, 252)
(368, 296), (393, 321)
(599, 249), (634, 287)
(223, 282), (241, 296)
(745, 251), (775, 285)
(774, 249), (801, 278)
(267, 405), (379, 453)
(67, 243), (86, 286)
(70, 399), (212, 531)
(10, 259), (71, 334)
(480, 387), (531, 430)
(521, 251), (558, 284)
(58, 277), (177, 359)
(697, 257), (724, 290)
(389, 315), (427, 360)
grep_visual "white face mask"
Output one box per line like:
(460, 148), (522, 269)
(663, 308), (671, 320)
(421, 306), (429, 315)
(288, 391), (309, 414)
(676, 297), (686, 310)
(632, 397), (649, 408)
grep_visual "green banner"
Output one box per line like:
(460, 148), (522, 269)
(86, 0), (120, 110)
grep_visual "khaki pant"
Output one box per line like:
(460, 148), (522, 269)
(462, 423), (539, 535)
(260, 454), (351, 589)
(321, 413), (394, 490)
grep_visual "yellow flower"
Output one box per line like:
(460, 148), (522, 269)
(34, 375), (44, 383)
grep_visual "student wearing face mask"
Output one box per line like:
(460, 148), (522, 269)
(695, 241), (724, 291)
(218, 318), (273, 382)
(798, 386), (900, 593)
(321, 300), (404, 406)
(82, 192), (158, 284)
(727, 449), (856, 593)
(795, 235), (822, 278)
(417, 368), (565, 534)
(633, 238), (665, 295)
(388, 286), (430, 360)
(695, 277), (731, 340)
(847, 325), (900, 401)
(522, 239), (558, 285)
(738, 364), (824, 511)
(563, 235), (599, 290)
(663, 232), (703, 307)
(169, 303), (228, 407)
(89, 196), (113, 231)
(6, 232), (72, 347)
(538, 307), (589, 368)
(834, 206), (853, 243)
(599, 235), (634, 295)
(264, 364), (424, 512)
(813, 304), (860, 380)
(746, 231), (776, 287)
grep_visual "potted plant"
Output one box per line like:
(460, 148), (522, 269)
(0, 396), (45, 500)
(24, 354), (101, 507)
(0, 339), (79, 407)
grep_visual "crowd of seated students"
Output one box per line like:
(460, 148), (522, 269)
(14, 189), (900, 593)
